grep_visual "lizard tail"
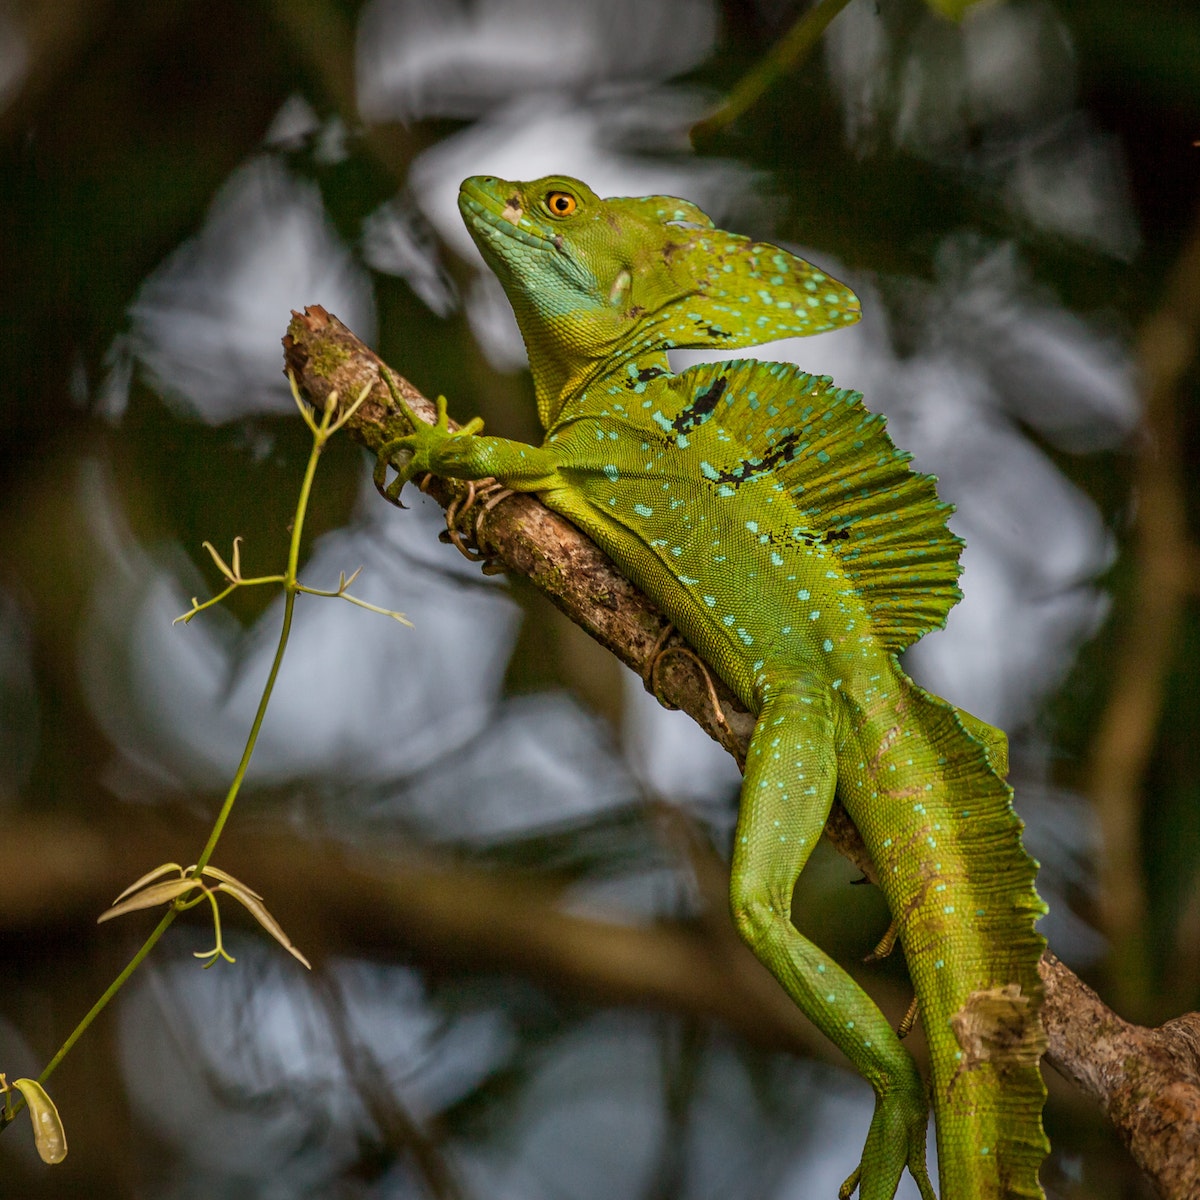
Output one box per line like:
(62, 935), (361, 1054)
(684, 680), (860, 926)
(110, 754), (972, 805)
(865, 674), (1049, 1199)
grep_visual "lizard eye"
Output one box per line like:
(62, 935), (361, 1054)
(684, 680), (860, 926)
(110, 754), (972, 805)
(545, 191), (577, 217)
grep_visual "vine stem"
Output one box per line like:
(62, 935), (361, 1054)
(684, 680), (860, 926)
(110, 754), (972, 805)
(0, 906), (179, 1131)
(191, 396), (330, 874)
(1, 389), (348, 1130)
(38, 910), (177, 1086)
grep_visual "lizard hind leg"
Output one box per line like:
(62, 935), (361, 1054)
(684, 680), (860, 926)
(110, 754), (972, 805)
(729, 675), (935, 1200)
(441, 477), (514, 564)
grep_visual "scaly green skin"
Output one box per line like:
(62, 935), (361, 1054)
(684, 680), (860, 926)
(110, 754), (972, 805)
(378, 175), (1049, 1199)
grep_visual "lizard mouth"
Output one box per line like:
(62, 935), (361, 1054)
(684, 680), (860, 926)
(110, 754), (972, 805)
(458, 179), (557, 253)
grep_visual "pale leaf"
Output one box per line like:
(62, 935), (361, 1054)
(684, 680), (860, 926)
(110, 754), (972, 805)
(98, 878), (202, 923)
(111, 862), (184, 907)
(198, 864), (263, 901)
(216, 882), (311, 969)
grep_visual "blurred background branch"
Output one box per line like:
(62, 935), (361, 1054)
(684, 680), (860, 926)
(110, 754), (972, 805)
(1087, 200), (1200, 1017)
(5, 796), (1200, 1195)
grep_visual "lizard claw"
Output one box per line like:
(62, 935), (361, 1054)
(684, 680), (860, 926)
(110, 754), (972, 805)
(372, 436), (419, 507)
(372, 387), (485, 508)
(372, 370), (431, 507)
(864, 917), (900, 964)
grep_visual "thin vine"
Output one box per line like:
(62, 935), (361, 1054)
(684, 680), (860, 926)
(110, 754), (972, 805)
(0, 376), (410, 1156)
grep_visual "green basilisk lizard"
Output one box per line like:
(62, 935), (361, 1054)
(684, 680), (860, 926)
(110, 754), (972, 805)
(374, 175), (1048, 1199)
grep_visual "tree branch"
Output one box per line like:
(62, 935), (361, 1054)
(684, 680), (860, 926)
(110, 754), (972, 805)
(282, 306), (1200, 1198)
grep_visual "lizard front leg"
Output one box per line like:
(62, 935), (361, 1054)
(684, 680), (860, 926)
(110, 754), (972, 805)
(374, 386), (564, 504)
(730, 674), (935, 1200)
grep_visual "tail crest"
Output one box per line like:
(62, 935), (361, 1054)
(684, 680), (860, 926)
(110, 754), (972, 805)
(899, 675), (1048, 1199)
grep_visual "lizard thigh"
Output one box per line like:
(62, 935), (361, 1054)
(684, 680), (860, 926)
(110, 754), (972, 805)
(729, 676), (916, 1094)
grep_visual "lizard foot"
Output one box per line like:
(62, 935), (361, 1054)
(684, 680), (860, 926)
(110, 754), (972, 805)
(861, 922), (919, 1038)
(838, 1086), (936, 1200)
(642, 623), (733, 741)
(441, 477), (514, 564)
(372, 385), (484, 507)
(897, 994), (920, 1039)
(864, 917), (900, 964)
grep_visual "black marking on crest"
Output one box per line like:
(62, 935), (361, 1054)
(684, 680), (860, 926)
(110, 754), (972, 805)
(671, 376), (728, 433)
(793, 527), (850, 547)
(708, 426), (811, 485)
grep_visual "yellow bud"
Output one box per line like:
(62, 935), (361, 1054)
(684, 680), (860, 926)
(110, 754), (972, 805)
(12, 1078), (67, 1164)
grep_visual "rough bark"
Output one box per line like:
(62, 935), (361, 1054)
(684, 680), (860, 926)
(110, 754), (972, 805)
(282, 305), (1200, 1198)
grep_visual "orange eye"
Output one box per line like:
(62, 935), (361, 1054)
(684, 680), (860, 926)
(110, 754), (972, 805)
(545, 191), (577, 216)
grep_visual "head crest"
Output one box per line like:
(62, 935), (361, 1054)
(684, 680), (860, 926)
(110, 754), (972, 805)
(618, 194), (860, 349)
(458, 174), (860, 421)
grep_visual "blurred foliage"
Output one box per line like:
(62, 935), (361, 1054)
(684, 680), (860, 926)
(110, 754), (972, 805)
(1, 1), (1198, 1198)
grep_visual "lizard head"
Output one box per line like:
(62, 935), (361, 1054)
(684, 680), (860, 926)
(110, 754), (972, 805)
(459, 174), (860, 425)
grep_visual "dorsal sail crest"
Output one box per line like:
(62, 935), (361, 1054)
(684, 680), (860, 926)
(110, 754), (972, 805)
(668, 359), (964, 652)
